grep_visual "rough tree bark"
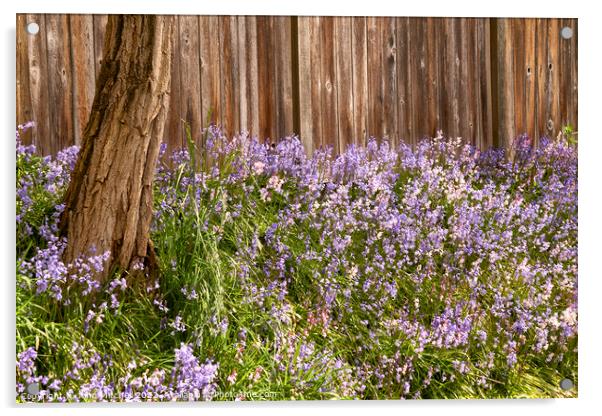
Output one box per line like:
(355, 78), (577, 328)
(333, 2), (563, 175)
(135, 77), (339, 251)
(60, 15), (174, 282)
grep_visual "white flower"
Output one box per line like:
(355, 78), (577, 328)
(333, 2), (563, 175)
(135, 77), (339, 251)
(252, 161), (266, 175)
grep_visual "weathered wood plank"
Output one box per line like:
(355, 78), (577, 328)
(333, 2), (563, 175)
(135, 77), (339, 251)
(274, 16), (294, 139)
(395, 17), (409, 145)
(547, 18), (561, 137)
(178, 15), (203, 142)
(351, 17), (368, 147)
(199, 15), (221, 132)
(524, 18), (536, 140)
(463, 18), (478, 145)
(381, 17), (398, 144)
(297, 16), (314, 152)
(334, 17), (354, 152)
(69, 15), (96, 145)
(497, 18), (515, 148)
(256, 16), (275, 141)
(512, 18), (526, 137)
(218, 16), (239, 138)
(92, 15), (108, 80)
(244, 16), (260, 137)
(16, 14), (33, 144)
(165, 16), (182, 150)
(45, 14), (74, 152)
(424, 17), (438, 140)
(480, 18), (494, 149)
(24, 14), (51, 154)
(366, 17), (384, 141)
(457, 19), (472, 142)
(308, 17), (323, 148)
(237, 17), (248, 134)
(535, 18), (548, 141)
(559, 19), (577, 131)
(438, 18), (453, 140)
(319, 17), (338, 150)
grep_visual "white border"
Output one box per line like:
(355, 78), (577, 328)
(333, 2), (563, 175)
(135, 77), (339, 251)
(2, 1), (600, 416)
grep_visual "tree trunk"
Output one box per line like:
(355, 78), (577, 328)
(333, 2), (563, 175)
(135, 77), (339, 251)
(60, 15), (174, 282)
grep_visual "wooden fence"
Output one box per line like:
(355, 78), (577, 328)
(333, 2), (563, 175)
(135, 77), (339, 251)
(16, 15), (577, 156)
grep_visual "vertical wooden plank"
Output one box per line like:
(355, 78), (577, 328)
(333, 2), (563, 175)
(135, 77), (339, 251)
(16, 14), (33, 144)
(455, 18), (466, 141)
(178, 16), (203, 142)
(256, 16), (275, 141)
(366, 17), (384, 141)
(469, 19), (481, 147)
(69, 15), (96, 145)
(297, 16), (314, 153)
(480, 18), (494, 149)
(274, 16), (294, 139)
(569, 19), (578, 132)
(396, 17), (411, 145)
(351, 17), (368, 146)
(439, 18), (458, 139)
(308, 17), (323, 148)
(24, 14), (51, 154)
(497, 18), (515, 148)
(382, 17), (398, 144)
(244, 16), (260, 138)
(560, 19), (578, 132)
(200, 16), (221, 131)
(165, 16), (182, 150)
(335, 17), (354, 153)
(546, 18), (561, 138)
(319, 17), (338, 150)
(45, 14), (74, 153)
(218, 16), (239, 138)
(93, 15), (108, 80)
(512, 19), (526, 137)
(524, 18), (537, 140)
(459, 18), (476, 143)
(535, 18), (548, 141)
(424, 17), (439, 140)
(237, 17), (248, 134)
(407, 18), (421, 144)
(465, 19), (481, 146)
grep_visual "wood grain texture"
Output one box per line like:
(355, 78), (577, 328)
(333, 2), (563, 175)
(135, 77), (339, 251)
(535, 18), (548, 143)
(256, 16), (275, 141)
(396, 17), (411, 145)
(366, 17), (384, 141)
(69, 15), (96, 145)
(16, 15), (33, 144)
(547, 18), (561, 138)
(25, 14), (51, 154)
(308, 17), (323, 149)
(16, 15), (578, 156)
(178, 15), (203, 142)
(524, 18), (536, 140)
(244, 16), (260, 137)
(93, 15), (108, 79)
(164, 16), (182, 150)
(199, 15), (221, 129)
(218, 16), (239, 138)
(334, 17), (354, 152)
(45, 14), (74, 152)
(297, 17), (314, 152)
(319, 17), (338, 151)
(274, 16), (294, 139)
(352, 17), (368, 147)
(497, 18), (515, 148)
(481, 19), (494, 149)
(382, 17), (398, 144)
